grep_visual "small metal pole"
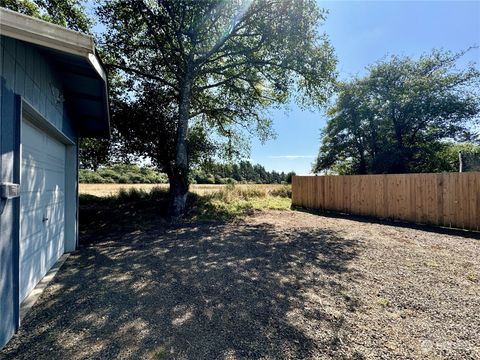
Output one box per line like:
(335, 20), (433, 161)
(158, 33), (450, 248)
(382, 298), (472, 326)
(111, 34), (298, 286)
(459, 151), (463, 173)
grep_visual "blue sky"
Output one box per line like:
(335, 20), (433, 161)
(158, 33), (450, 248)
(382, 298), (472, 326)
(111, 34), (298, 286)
(89, 1), (480, 173)
(250, 0), (480, 174)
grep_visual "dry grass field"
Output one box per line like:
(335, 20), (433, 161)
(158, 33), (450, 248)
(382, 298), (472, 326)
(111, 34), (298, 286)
(79, 183), (293, 219)
(79, 183), (287, 197)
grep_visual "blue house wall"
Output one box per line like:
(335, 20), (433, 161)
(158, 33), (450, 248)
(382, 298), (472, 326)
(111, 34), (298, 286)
(0, 36), (78, 348)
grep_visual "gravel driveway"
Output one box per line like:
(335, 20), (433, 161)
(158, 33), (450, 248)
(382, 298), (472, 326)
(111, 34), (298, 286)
(1, 210), (479, 359)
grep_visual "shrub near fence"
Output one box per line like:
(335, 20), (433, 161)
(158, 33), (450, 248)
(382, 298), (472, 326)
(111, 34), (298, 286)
(292, 173), (480, 231)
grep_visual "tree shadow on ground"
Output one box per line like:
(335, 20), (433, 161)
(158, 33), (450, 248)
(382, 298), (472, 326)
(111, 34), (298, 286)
(293, 206), (480, 240)
(1, 196), (365, 359)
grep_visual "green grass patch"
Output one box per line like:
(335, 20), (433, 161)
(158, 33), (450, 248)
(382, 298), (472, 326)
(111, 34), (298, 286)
(376, 297), (390, 307)
(150, 346), (167, 359)
(466, 273), (478, 283)
(192, 194), (291, 220)
(189, 184), (291, 220)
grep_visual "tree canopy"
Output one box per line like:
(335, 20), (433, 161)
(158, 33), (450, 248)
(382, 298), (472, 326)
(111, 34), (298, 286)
(96, 0), (337, 216)
(1, 0), (91, 32)
(313, 49), (480, 175)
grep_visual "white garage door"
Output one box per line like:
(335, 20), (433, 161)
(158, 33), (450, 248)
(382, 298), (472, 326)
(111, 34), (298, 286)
(20, 118), (66, 302)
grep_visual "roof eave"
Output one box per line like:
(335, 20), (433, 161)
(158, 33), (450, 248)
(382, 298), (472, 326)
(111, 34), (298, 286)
(0, 8), (110, 138)
(0, 8), (94, 56)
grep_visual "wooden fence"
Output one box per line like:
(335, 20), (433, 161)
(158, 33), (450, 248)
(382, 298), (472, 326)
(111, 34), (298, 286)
(292, 172), (480, 231)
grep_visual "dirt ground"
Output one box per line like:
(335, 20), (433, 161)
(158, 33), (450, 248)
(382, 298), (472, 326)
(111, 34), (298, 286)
(1, 210), (479, 359)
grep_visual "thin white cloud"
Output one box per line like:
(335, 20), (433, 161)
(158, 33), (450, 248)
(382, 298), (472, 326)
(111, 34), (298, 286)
(268, 155), (316, 159)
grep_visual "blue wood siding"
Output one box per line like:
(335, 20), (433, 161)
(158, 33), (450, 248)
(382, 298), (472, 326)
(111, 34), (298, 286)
(0, 35), (19, 350)
(0, 36), (78, 349)
(2, 37), (77, 141)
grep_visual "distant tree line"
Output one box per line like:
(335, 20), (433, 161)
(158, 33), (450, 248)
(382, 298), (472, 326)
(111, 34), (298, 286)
(191, 161), (295, 184)
(80, 162), (296, 185)
(80, 164), (168, 184)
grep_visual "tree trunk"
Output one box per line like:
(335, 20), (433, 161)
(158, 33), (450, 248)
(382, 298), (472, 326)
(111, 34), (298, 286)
(168, 169), (189, 217)
(168, 72), (193, 218)
(391, 106), (408, 173)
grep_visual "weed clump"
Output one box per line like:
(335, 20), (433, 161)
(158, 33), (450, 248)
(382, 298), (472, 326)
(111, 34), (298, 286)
(269, 186), (292, 198)
(189, 184), (291, 220)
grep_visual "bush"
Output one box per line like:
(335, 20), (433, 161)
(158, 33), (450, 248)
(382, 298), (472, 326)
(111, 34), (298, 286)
(270, 186), (292, 198)
(189, 184), (291, 220)
(212, 185), (268, 202)
(97, 168), (122, 182)
(80, 163), (168, 184)
(117, 175), (130, 184)
(79, 170), (105, 183)
(149, 186), (169, 200)
(145, 172), (168, 184)
(127, 173), (145, 184)
(116, 187), (146, 202)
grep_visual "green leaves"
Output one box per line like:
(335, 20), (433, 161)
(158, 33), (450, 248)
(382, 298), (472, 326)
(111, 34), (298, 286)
(1, 0), (92, 32)
(314, 49), (480, 175)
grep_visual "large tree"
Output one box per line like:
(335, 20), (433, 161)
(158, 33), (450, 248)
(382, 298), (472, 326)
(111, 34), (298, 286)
(314, 49), (480, 175)
(96, 0), (336, 217)
(1, 0), (91, 32)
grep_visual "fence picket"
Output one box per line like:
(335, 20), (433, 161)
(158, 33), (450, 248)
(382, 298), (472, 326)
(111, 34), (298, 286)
(292, 173), (480, 231)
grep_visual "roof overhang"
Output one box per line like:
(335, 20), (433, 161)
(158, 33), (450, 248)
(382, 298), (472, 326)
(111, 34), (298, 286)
(0, 8), (110, 138)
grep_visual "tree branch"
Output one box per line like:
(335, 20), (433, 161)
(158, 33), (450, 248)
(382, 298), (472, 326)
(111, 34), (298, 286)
(104, 63), (179, 91)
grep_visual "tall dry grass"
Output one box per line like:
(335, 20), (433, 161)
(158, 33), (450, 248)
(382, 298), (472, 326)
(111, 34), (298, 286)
(79, 183), (288, 197)
(79, 183), (292, 220)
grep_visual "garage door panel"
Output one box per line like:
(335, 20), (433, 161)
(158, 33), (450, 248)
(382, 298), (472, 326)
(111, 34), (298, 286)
(44, 195), (65, 208)
(22, 148), (44, 165)
(20, 207), (43, 241)
(19, 235), (50, 301)
(44, 205), (64, 228)
(44, 180), (65, 198)
(21, 165), (45, 194)
(45, 154), (65, 171)
(20, 118), (66, 302)
(45, 165), (65, 175)
(20, 254), (45, 301)
(22, 121), (45, 150)
(45, 135), (65, 153)
(19, 238), (58, 302)
(22, 141), (44, 158)
(45, 230), (64, 263)
(43, 189), (64, 205)
(19, 192), (43, 211)
(41, 232), (60, 268)
(20, 217), (64, 263)
(19, 231), (44, 263)
(21, 151), (43, 170)
(22, 158), (65, 185)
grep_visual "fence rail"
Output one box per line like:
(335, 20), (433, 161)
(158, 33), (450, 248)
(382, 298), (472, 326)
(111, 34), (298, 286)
(292, 172), (480, 231)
